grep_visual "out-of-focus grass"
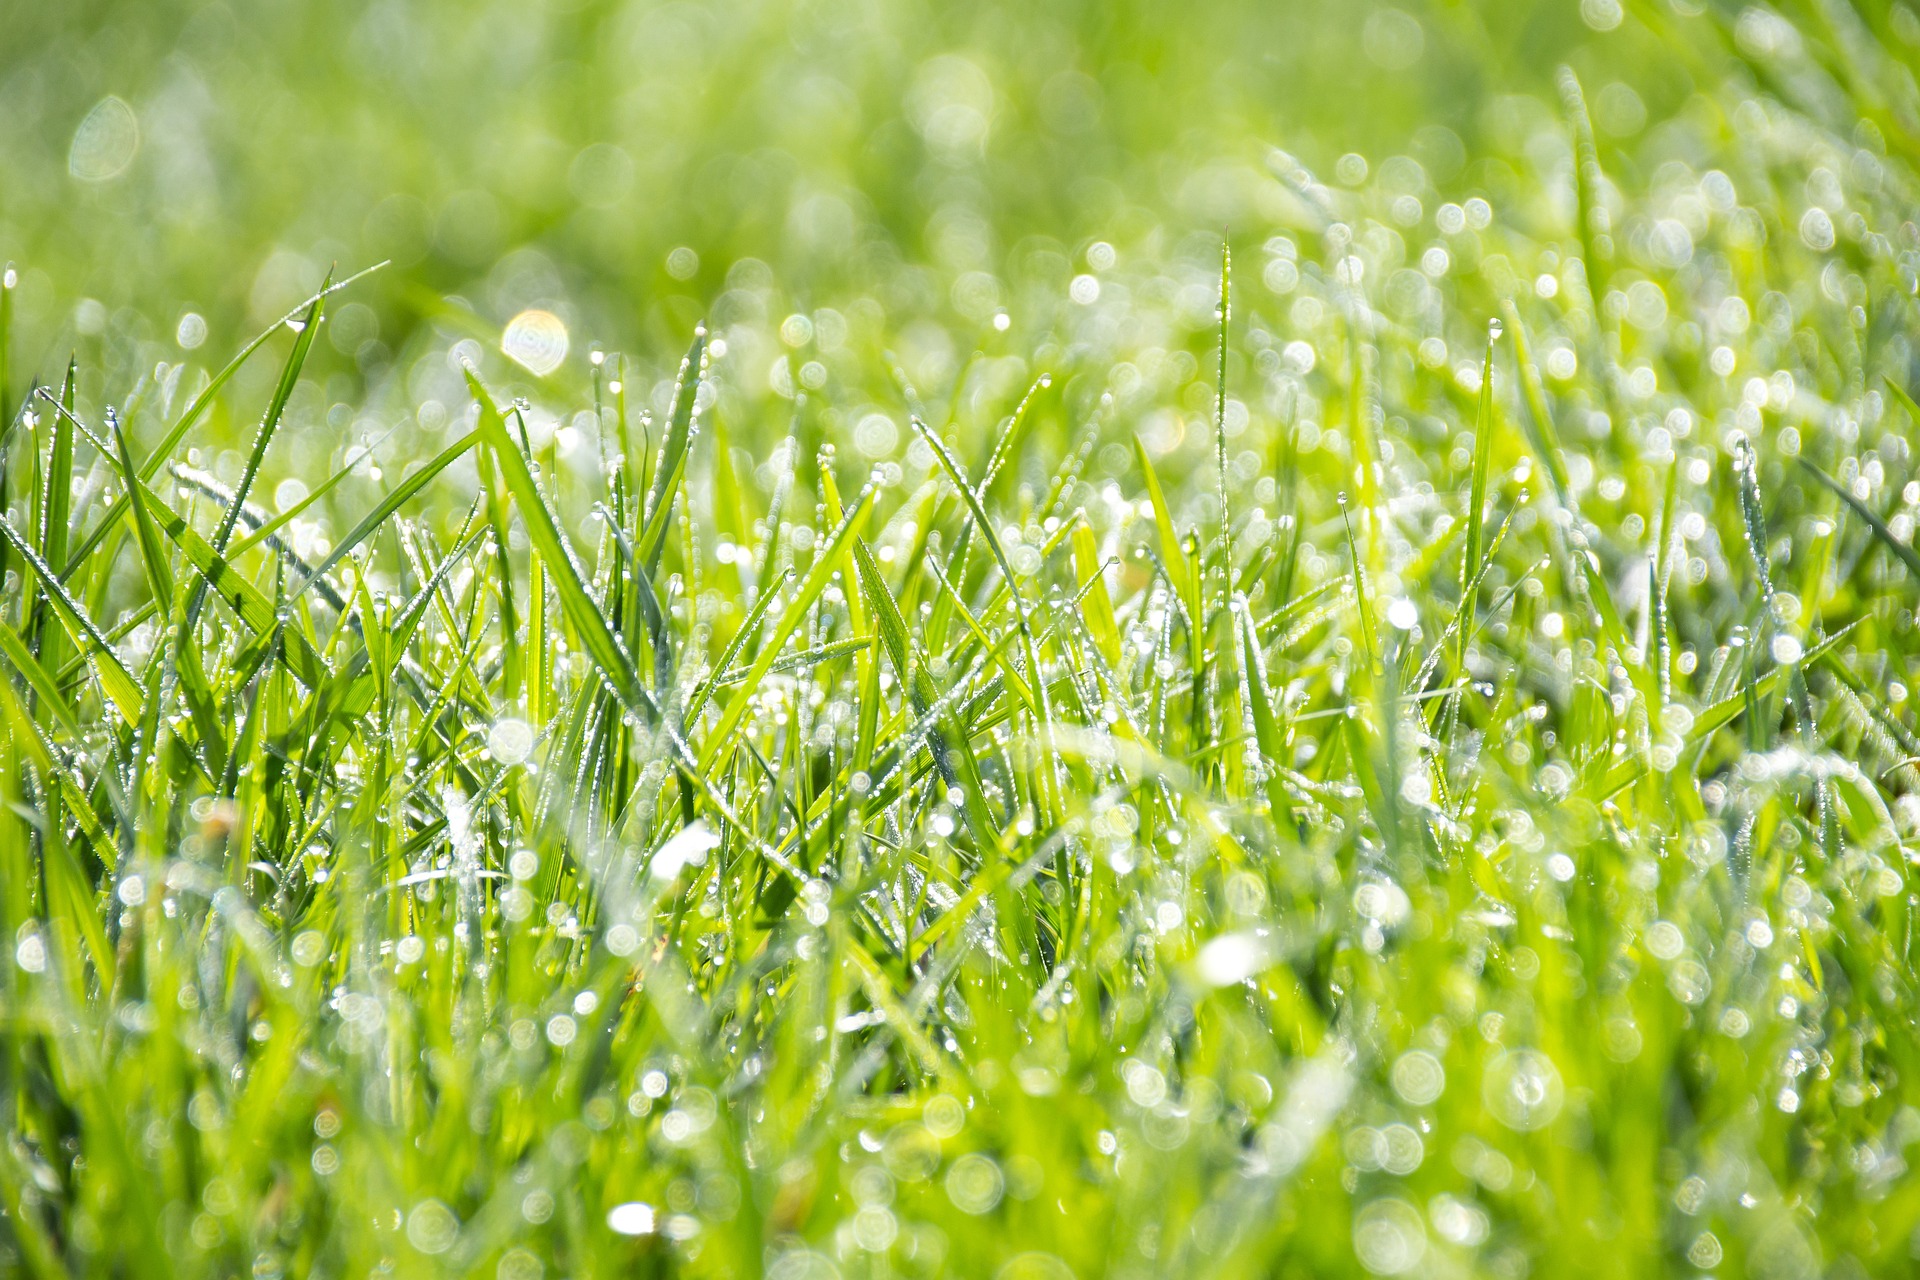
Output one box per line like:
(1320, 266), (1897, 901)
(6, 2), (1920, 1278)
(6, 1), (1653, 383)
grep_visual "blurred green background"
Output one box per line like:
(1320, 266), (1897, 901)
(3, 0), (1672, 389)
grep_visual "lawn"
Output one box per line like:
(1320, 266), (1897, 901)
(4, 1), (1920, 1276)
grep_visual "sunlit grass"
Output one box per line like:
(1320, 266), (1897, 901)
(5, 2), (1920, 1278)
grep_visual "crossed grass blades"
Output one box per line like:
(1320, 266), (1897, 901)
(6, 32), (1920, 1280)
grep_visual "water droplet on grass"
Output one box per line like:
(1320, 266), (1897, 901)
(607, 1202), (656, 1235)
(69, 96), (139, 182)
(1390, 1050), (1445, 1105)
(502, 309), (569, 376)
(1483, 1050), (1563, 1131)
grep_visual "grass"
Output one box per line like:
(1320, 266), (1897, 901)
(6, 2), (1920, 1277)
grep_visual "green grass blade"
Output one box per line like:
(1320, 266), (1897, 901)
(0, 620), (91, 746)
(636, 328), (708, 575)
(293, 428), (479, 602)
(59, 264), (386, 579)
(184, 286), (325, 631)
(470, 370), (649, 717)
(1132, 435), (1198, 633)
(40, 360), (75, 577)
(1799, 456), (1920, 583)
(1458, 330), (1497, 676)
(698, 483), (873, 774)
(0, 518), (142, 724)
(133, 476), (329, 687)
(106, 407), (176, 607)
(1558, 65), (1611, 304)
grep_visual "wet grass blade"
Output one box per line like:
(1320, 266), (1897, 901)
(108, 407), (176, 607)
(1559, 65), (1611, 305)
(293, 428), (479, 601)
(0, 518), (142, 724)
(1458, 330), (1497, 678)
(1071, 519), (1122, 670)
(1500, 300), (1572, 507)
(637, 328), (708, 575)
(40, 361), (75, 578)
(471, 370), (649, 717)
(183, 287), (325, 632)
(1133, 435), (1198, 636)
(1799, 456), (1920, 583)
(132, 476), (329, 687)
(698, 483), (873, 774)
(60, 264), (386, 577)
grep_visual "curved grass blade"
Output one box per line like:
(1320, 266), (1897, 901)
(109, 474), (329, 687)
(1132, 435), (1198, 633)
(708, 635), (873, 688)
(1599, 621), (1859, 797)
(108, 407), (175, 608)
(168, 465), (348, 613)
(185, 285), (326, 634)
(683, 569), (792, 728)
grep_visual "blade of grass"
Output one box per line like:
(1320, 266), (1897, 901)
(107, 407), (175, 607)
(59, 263), (387, 579)
(1798, 456), (1920, 582)
(183, 286), (326, 631)
(292, 428), (479, 603)
(698, 483), (874, 775)
(637, 328), (709, 575)
(470, 369), (650, 719)
(0, 518), (142, 724)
